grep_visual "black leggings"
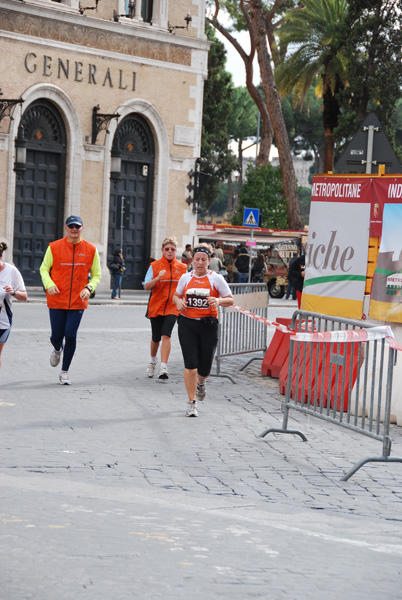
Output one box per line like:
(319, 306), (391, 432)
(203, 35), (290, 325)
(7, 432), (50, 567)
(178, 316), (218, 377)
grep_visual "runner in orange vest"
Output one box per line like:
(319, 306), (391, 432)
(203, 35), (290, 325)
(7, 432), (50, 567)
(144, 237), (187, 381)
(172, 243), (234, 417)
(39, 215), (101, 385)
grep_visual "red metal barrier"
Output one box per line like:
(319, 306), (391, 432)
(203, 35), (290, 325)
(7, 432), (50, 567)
(279, 341), (361, 411)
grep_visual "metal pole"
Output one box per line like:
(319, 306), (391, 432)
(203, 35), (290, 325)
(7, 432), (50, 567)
(120, 195), (125, 250)
(119, 195), (125, 299)
(248, 228), (254, 283)
(365, 125), (375, 174)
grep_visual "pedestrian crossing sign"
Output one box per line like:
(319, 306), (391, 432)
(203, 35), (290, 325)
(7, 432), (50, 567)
(243, 207), (260, 228)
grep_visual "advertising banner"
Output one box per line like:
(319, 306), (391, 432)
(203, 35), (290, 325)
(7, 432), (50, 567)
(312, 176), (402, 237)
(369, 204), (402, 322)
(301, 201), (371, 318)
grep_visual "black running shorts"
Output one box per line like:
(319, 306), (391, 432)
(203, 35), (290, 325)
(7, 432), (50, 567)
(150, 314), (178, 343)
(178, 315), (218, 377)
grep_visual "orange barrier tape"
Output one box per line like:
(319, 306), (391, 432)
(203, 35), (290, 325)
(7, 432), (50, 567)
(231, 305), (296, 334)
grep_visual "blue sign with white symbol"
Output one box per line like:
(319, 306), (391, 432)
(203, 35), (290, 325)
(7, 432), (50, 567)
(243, 207), (260, 228)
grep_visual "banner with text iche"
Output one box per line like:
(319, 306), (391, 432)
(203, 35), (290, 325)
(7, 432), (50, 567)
(301, 201), (371, 318)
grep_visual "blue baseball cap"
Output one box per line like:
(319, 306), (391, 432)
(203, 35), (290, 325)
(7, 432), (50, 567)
(65, 215), (83, 227)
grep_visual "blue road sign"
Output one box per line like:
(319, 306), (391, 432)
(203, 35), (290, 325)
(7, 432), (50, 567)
(243, 207), (260, 228)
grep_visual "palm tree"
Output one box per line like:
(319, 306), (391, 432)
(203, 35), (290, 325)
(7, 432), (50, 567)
(275, 0), (349, 173)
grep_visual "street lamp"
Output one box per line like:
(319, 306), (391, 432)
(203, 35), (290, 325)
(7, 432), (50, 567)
(14, 125), (27, 179)
(110, 148), (122, 187)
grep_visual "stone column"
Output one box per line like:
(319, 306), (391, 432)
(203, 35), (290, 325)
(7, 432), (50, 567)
(134, 0), (142, 20)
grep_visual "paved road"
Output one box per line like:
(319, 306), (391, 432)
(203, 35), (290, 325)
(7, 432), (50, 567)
(1, 301), (402, 599)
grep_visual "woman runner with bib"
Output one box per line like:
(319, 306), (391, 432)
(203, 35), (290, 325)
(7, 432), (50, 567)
(0, 242), (28, 368)
(172, 244), (233, 417)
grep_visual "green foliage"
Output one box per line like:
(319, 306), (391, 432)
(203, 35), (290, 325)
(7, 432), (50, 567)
(281, 85), (324, 163)
(275, 0), (350, 170)
(391, 99), (402, 161)
(298, 187), (311, 226)
(275, 0), (349, 104)
(335, 0), (402, 156)
(228, 87), (259, 142)
(209, 183), (230, 217)
(231, 163), (288, 229)
(199, 22), (237, 209)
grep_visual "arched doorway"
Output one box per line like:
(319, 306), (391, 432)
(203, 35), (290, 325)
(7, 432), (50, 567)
(14, 100), (67, 286)
(108, 114), (155, 289)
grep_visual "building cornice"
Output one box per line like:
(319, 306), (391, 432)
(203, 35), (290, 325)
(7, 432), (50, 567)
(0, 1), (210, 68)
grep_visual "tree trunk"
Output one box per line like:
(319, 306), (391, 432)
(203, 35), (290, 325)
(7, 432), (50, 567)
(257, 123), (272, 167)
(207, 4), (273, 167)
(323, 128), (334, 173)
(322, 73), (340, 173)
(248, 0), (301, 230)
(227, 173), (233, 213)
(238, 139), (243, 190)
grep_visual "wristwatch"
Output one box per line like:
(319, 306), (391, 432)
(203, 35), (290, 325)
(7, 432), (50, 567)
(12, 290), (17, 296)
(86, 285), (93, 292)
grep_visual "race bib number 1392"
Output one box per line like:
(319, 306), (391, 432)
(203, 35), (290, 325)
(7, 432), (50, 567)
(187, 295), (209, 308)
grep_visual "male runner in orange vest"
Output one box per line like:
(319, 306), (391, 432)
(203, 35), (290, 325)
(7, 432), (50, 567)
(40, 215), (101, 385)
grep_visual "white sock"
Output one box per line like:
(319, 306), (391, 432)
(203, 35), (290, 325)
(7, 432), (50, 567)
(150, 357), (157, 364)
(161, 362), (167, 370)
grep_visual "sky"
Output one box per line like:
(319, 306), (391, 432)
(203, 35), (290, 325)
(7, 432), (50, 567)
(216, 30), (250, 87)
(214, 26), (258, 87)
(214, 28), (278, 158)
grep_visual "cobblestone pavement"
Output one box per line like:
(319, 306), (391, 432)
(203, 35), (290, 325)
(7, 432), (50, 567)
(1, 302), (402, 599)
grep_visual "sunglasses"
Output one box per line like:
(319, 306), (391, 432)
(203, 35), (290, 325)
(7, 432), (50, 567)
(67, 224), (82, 229)
(163, 247), (176, 252)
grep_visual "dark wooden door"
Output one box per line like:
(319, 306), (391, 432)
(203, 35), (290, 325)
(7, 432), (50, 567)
(108, 114), (154, 289)
(14, 101), (66, 286)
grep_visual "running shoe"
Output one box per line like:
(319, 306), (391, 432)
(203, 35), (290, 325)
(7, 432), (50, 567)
(186, 401), (198, 417)
(59, 371), (71, 385)
(196, 381), (206, 401)
(158, 365), (169, 381)
(50, 348), (62, 367)
(147, 360), (157, 378)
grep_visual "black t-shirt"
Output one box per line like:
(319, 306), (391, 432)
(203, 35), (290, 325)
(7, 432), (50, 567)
(288, 255), (305, 291)
(235, 254), (250, 273)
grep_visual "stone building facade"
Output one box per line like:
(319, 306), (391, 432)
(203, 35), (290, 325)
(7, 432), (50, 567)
(0, 0), (209, 288)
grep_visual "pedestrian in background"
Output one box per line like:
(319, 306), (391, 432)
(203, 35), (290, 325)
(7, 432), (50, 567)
(285, 254), (299, 300)
(144, 237), (187, 381)
(251, 252), (266, 283)
(213, 244), (225, 265)
(208, 252), (224, 273)
(235, 247), (250, 283)
(109, 248), (125, 299)
(288, 253), (305, 307)
(172, 243), (233, 417)
(231, 248), (239, 283)
(181, 244), (193, 266)
(39, 215), (101, 385)
(0, 242), (28, 368)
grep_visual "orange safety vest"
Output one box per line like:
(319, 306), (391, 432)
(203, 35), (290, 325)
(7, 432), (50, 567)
(147, 256), (187, 318)
(46, 237), (96, 310)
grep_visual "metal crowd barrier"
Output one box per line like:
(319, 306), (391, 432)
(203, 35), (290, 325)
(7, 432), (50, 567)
(213, 283), (269, 383)
(259, 310), (402, 481)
